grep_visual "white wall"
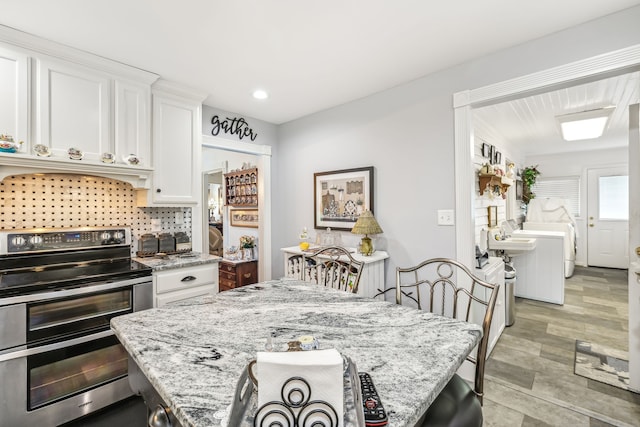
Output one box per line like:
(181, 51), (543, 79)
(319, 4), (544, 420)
(473, 117), (526, 250)
(526, 146), (627, 266)
(273, 6), (640, 288)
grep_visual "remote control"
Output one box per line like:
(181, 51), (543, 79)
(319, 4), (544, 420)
(358, 372), (388, 427)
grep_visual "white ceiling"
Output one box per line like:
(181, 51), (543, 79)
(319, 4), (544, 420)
(2, 1), (640, 125)
(474, 72), (640, 157)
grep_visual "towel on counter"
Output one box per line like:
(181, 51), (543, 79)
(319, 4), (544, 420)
(255, 348), (343, 425)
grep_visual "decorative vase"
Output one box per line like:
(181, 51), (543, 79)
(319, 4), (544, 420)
(242, 248), (253, 260)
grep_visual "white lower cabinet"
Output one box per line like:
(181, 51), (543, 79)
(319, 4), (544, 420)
(475, 256), (505, 357)
(154, 263), (219, 307)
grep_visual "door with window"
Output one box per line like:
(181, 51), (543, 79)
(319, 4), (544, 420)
(587, 166), (629, 268)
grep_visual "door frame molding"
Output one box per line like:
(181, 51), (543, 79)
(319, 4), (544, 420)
(454, 43), (640, 392)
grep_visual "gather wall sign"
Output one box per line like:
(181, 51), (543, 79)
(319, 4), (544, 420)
(211, 115), (258, 141)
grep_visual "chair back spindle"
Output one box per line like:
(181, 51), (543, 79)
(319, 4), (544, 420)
(301, 246), (364, 293)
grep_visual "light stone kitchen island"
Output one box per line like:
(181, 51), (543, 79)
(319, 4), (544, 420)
(111, 280), (482, 426)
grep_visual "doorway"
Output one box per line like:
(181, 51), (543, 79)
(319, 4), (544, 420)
(454, 45), (640, 392)
(199, 134), (273, 281)
(204, 169), (224, 257)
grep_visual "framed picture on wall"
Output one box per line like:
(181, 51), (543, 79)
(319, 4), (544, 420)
(230, 208), (259, 228)
(488, 206), (498, 227)
(482, 143), (490, 158)
(314, 166), (374, 230)
(495, 151), (502, 164)
(489, 145), (495, 164)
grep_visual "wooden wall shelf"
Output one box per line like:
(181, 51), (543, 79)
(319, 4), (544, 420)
(479, 174), (513, 196)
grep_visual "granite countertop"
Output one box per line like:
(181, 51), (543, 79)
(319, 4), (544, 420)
(133, 251), (221, 271)
(111, 280), (482, 427)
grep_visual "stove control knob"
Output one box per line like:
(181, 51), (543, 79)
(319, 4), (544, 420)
(30, 235), (43, 245)
(113, 231), (124, 240)
(101, 232), (112, 241)
(11, 236), (26, 247)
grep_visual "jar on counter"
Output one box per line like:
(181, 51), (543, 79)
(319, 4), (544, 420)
(158, 233), (175, 253)
(138, 234), (159, 255)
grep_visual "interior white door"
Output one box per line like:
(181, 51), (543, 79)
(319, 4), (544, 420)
(587, 166), (629, 268)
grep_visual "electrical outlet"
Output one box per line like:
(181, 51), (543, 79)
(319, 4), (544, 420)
(151, 219), (161, 232)
(437, 209), (455, 226)
(175, 211), (183, 225)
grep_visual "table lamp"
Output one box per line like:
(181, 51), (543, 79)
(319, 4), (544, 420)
(351, 210), (383, 256)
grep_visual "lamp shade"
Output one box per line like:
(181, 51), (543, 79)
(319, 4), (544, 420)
(351, 210), (383, 235)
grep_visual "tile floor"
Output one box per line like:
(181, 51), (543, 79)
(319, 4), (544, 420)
(483, 265), (640, 426)
(68, 266), (640, 426)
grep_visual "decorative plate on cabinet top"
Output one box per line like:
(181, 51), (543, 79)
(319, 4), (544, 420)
(122, 154), (140, 166)
(33, 144), (51, 157)
(68, 147), (83, 160)
(101, 152), (115, 164)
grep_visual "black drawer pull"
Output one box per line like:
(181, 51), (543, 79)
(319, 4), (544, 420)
(181, 276), (196, 282)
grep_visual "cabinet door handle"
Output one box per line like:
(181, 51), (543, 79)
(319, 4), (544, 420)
(156, 188), (162, 193)
(181, 276), (196, 282)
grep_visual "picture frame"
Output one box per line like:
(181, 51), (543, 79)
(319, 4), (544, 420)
(495, 151), (502, 164)
(481, 143), (490, 158)
(230, 208), (259, 228)
(515, 179), (524, 201)
(314, 166), (374, 230)
(489, 145), (495, 164)
(488, 206), (498, 227)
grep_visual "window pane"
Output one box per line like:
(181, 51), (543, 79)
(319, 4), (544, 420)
(531, 177), (580, 217)
(599, 175), (628, 220)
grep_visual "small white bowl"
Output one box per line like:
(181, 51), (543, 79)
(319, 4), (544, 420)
(101, 152), (115, 164)
(68, 147), (83, 160)
(122, 154), (140, 165)
(34, 144), (51, 157)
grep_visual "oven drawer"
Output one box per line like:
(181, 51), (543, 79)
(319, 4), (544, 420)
(155, 263), (218, 295)
(1, 279), (151, 351)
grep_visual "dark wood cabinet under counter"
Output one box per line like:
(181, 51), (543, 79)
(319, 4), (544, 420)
(219, 259), (258, 292)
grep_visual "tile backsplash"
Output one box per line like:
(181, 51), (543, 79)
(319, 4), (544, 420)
(0, 173), (192, 255)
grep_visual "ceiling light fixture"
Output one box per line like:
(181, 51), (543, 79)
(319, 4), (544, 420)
(252, 89), (269, 100)
(556, 107), (615, 141)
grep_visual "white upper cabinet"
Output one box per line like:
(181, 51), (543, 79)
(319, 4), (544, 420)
(36, 58), (111, 161)
(0, 26), (158, 188)
(115, 80), (151, 164)
(147, 80), (206, 205)
(0, 46), (29, 145)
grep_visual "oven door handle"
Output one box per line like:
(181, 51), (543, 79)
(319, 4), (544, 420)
(0, 329), (115, 362)
(0, 276), (151, 305)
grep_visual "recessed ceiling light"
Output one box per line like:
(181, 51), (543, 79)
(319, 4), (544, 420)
(556, 107), (615, 141)
(252, 89), (268, 100)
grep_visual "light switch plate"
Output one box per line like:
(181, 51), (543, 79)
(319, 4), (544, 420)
(151, 219), (161, 232)
(437, 209), (455, 226)
(175, 211), (184, 224)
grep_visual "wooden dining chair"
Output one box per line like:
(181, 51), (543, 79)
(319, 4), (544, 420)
(395, 258), (499, 427)
(301, 246), (364, 293)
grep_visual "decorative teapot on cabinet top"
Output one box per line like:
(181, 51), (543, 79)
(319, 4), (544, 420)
(0, 135), (23, 153)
